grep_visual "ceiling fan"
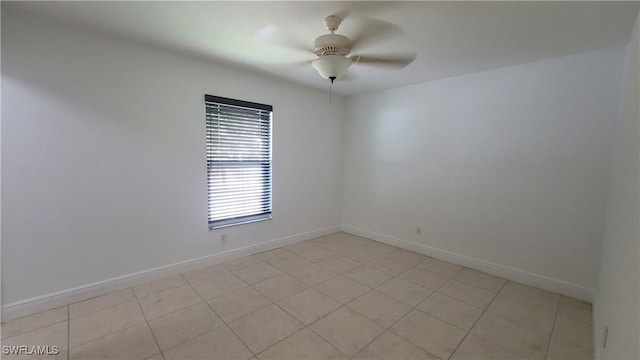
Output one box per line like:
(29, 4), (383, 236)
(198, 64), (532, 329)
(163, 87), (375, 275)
(259, 14), (416, 83)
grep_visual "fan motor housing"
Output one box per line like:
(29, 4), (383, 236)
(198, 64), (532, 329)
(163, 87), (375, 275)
(313, 34), (351, 57)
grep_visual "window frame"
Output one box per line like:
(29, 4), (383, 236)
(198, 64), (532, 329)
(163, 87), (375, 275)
(205, 94), (273, 230)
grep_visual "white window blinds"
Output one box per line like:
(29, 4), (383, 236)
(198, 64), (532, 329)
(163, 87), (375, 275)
(205, 95), (272, 229)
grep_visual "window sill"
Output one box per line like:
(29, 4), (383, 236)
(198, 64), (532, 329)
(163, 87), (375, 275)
(208, 214), (272, 230)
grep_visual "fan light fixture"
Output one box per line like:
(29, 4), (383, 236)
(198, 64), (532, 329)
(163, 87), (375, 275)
(311, 55), (353, 83)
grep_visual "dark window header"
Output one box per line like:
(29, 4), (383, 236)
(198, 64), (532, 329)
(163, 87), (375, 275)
(205, 94), (272, 112)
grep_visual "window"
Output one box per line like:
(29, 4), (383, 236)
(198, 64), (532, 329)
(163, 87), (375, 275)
(205, 94), (272, 229)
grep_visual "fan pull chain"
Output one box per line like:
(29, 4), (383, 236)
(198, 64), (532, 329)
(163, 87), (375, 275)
(329, 81), (332, 104)
(329, 76), (336, 104)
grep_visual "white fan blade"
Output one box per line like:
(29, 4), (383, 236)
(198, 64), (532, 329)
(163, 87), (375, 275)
(347, 17), (403, 52)
(351, 53), (417, 69)
(254, 24), (313, 53)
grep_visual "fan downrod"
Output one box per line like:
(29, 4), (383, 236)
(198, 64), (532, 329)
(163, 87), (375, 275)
(324, 15), (342, 32)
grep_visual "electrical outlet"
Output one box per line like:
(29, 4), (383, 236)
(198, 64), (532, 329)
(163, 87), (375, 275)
(603, 326), (608, 348)
(417, 226), (422, 235)
(221, 234), (227, 242)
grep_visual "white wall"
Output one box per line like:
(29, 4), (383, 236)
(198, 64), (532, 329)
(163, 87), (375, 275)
(343, 46), (625, 298)
(594, 13), (639, 359)
(1, 8), (344, 305)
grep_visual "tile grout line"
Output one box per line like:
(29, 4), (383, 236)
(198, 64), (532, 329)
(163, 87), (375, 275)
(253, 305), (346, 359)
(305, 291), (378, 359)
(382, 256), (486, 352)
(447, 278), (508, 359)
(548, 316), (595, 350)
(184, 272), (261, 360)
(205, 259), (350, 359)
(245, 238), (399, 359)
(66, 274), (199, 358)
(67, 305), (70, 360)
(247, 243), (362, 359)
(304, 249), (440, 359)
(0, 308), (69, 341)
(543, 295), (562, 359)
(414, 295), (485, 334)
(353, 265), (468, 359)
(131, 284), (164, 359)
(137, 283), (218, 323)
(66, 296), (147, 351)
(65, 287), (153, 352)
(249, 254), (349, 359)
(477, 308), (562, 356)
(342, 242), (437, 359)
(455, 280), (560, 358)
(135, 276), (192, 302)
(67, 288), (162, 357)
(347, 290), (438, 359)
(416, 292), (487, 332)
(240, 237), (382, 359)
(132, 280), (210, 352)
(156, 249), (344, 359)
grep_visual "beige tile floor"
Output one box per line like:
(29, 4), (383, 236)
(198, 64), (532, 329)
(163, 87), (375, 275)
(0, 232), (594, 360)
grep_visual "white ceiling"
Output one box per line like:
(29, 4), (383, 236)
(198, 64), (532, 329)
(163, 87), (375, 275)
(6, 1), (639, 96)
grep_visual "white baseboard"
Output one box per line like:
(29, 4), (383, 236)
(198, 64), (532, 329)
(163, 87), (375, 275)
(342, 225), (594, 303)
(1, 225), (341, 322)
